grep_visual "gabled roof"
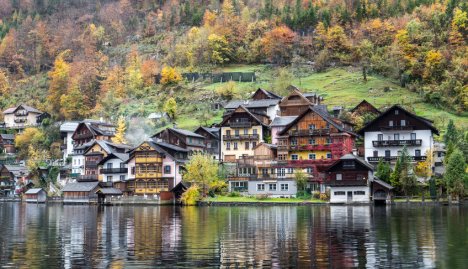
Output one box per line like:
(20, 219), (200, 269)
(152, 127), (205, 139)
(98, 152), (130, 165)
(194, 126), (220, 139)
(350, 99), (380, 113)
(3, 104), (43, 114)
(60, 121), (80, 132)
(325, 154), (374, 172)
(84, 140), (131, 155)
(270, 116), (297, 127)
(372, 177), (394, 190)
(278, 106), (357, 136)
(154, 140), (189, 153)
(357, 104), (439, 135)
(73, 120), (116, 139)
(3, 165), (29, 177)
(220, 105), (268, 127)
(0, 133), (15, 140)
(25, 188), (45, 194)
(62, 182), (99, 192)
(224, 99), (280, 109)
(96, 188), (123, 195)
(251, 88), (282, 100)
(253, 142), (277, 150)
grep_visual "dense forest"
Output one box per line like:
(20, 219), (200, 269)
(0, 0), (466, 122)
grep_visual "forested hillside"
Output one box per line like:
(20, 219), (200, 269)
(0, 0), (466, 125)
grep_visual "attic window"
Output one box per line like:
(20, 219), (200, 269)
(395, 109), (399, 115)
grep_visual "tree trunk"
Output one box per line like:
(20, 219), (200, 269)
(362, 65), (367, 82)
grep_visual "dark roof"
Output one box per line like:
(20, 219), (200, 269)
(98, 152), (130, 165)
(251, 88), (282, 99)
(325, 154), (374, 172)
(350, 100), (381, 113)
(372, 178), (394, 190)
(25, 188), (45, 194)
(278, 106), (357, 136)
(96, 188), (123, 195)
(3, 104), (43, 114)
(270, 116), (297, 127)
(60, 122), (80, 132)
(3, 165), (29, 177)
(84, 140), (131, 155)
(170, 181), (192, 192)
(154, 140), (189, 153)
(357, 104), (439, 135)
(170, 128), (204, 138)
(303, 92), (319, 98)
(73, 120), (116, 138)
(62, 182), (99, 192)
(195, 126), (220, 139)
(220, 105), (268, 127)
(0, 134), (15, 140)
(253, 142), (277, 150)
(224, 99), (280, 109)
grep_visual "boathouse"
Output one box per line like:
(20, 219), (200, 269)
(62, 182), (100, 204)
(24, 188), (47, 203)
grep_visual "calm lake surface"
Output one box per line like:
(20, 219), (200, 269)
(0, 203), (466, 269)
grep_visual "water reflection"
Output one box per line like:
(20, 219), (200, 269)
(0, 204), (466, 268)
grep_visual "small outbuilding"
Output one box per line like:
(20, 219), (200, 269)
(96, 187), (123, 204)
(170, 181), (192, 200)
(62, 182), (100, 204)
(24, 188), (47, 203)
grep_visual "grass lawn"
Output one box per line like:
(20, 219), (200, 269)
(206, 195), (324, 203)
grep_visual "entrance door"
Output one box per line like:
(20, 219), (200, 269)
(347, 191), (353, 203)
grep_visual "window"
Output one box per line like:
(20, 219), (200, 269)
(306, 167), (313, 174)
(411, 133), (416, 140)
(120, 175), (125, 181)
(394, 133), (400, 140)
(309, 138), (315, 145)
(261, 168), (268, 176)
(397, 150), (402, 156)
(235, 129), (239, 136)
(334, 191), (345, 195)
(107, 176), (113, 182)
(257, 184), (265, 191)
(280, 184), (289, 191)
(378, 134), (383, 141)
(389, 120), (393, 127)
(107, 163), (113, 169)
(269, 184), (277, 191)
(245, 142), (249, 150)
(395, 109), (399, 115)
(252, 142), (257, 148)
(336, 174), (342, 180)
(233, 142), (238, 150)
(253, 129), (257, 135)
(164, 165), (171, 174)
(326, 138), (331, 145)
(226, 130), (231, 136)
(244, 128), (248, 135)
(309, 154), (316, 160)
(373, 151), (378, 157)
(401, 120), (406, 126)
(309, 124), (316, 130)
(226, 142), (230, 150)
(385, 150), (391, 157)
(354, 191), (366, 195)
(415, 149), (421, 157)
(326, 123), (330, 129)
(291, 138), (297, 146)
(326, 153), (332, 159)
(291, 154), (298, 160)
(277, 168), (285, 177)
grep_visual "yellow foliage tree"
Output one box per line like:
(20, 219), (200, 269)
(415, 149), (433, 180)
(183, 153), (220, 196)
(60, 79), (86, 120)
(15, 128), (45, 160)
(112, 116), (127, 144)
(0, 69), (10, 96)
(160, 66), (182, 85)
(423, 50), (444, 80)
(47, 50), (71, 119)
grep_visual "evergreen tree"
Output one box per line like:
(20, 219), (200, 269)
(375, 159), (392, 183)
(399, 146), (417, 196)
(444, 119), (459, 146)
(444, 149), (467, 200)
(390, 157), (402, 191)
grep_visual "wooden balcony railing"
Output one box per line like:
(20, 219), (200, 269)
(288, 128), (330, 136)
(100, 168), (128, 174)
(367, 156), (427, 162)
(223, 134), (259, 141)
(229, 122), (252, 128)
(372, 139), (422, 147)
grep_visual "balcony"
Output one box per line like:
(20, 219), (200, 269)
(135, 172), (163, 179)
(287, 159), (336, 167)
(288, 128), (330, 136)
(14, 112), (28, 117)
(223, 134), (259, 141)
(379, 125), (414, 131)
(135, 157), (163, 163)
(228, 174), (258, 181)
(85, 161), (99, 168)
(14, 118), (27, 123)
(372, 139), (422, 147)
(367, 156), (427, 162)
(288, 144), (333, 151)
(229, 122), (252, 128)
(100, 168), (128, 174)
(78, 174), (98, 181)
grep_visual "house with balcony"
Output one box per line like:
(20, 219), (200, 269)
(70, 140), (93, 179)
(152, 127), (206, 153)
(358, 105), (439, 165)
(124, 140), (188, 199)
(270, 116), (297, 144)
(2, 104), (49, 131)
(220, 105), (271, 162)
(60, 121), (79, 161)
(80, 140), (131, 182)
(71, 119), (116, 148)
(0, 133), (15, 154)
(276, 106), (358, 191)
(0, 165), (30, 196)
(98, 152), (129, 183)
(250, 88), (282, 101)
(194, 126), (220, 160)
(278, 86), (323, 116)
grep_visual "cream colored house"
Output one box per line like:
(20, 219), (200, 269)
(2, 104), (47, 130)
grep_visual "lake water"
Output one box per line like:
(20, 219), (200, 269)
(0, 203), (466, 268)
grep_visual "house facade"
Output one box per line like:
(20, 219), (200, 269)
(278, 86), (322, 116)
(99, 153), (129, 183)
(0, 165), (30, 196)
(71, 119), (116, 148)
(152, 127), (205, 153)
(194, 126), (220, 160)
(350, 99), (381, 116)
(2, 104), (46, 130)
(60, 121), (79, 161)
(359, 105), (439, 165)
(0, 134), (15, 154)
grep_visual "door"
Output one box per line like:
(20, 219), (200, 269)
(347, 191), (353, 203)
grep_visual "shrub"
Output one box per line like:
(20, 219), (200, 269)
(228, 191), (241, 197)
(256, 194), (269, 200)
(312, 191), (321, 199)
(296, 191), (311, 199)
(180, 185), (201, 206)
(319, 191), (330, 201)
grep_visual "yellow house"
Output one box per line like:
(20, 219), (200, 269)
(220, 105), (271, 162)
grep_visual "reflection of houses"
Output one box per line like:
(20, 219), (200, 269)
(0, 133), (15, 154)
(194, 126), (220, 160)
(0, 165), (30, 196)
(2, 104), (49, 130)
(325, 154), (373, 203)
(359, 105), (439, 165)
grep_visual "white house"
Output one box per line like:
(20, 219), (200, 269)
(2, 104), (47, 130)
(71, 140), (94, 178)
(358, 105), (439, 165)
(60, 121), (79, 161)
(98, 153), (129, 183)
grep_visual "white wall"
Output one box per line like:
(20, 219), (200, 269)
(162, 156), (183, 188)
(63, 132), (75, 160)
(329, 186), (370, 203)
(266, 105), (280, 121)
(127, 158), (135, 179)
(71, 155), (85, 175)
(364, 130), (434, 160)
(101, 158), (127, 182)
(246, 180), (297, 197)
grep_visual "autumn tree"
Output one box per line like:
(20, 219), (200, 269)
(27, 144), (50, 187)
(163, 97), (178, 121)
(125, 47), (144, 96)
(60, 79), (86, 120)
(294, 169), (308, 197)
(112, 116), (127, 144)
(207, 34), (231, 65)
(262, 25), (296, 65)
(216, 81), (238, 101)
(15, 128), (45, 160)
(141, 59), (160, 87)
(101, 66), (126, 98)
(183, 153), (221, 196)
(47, 50), (71, 119)
(160, 66), (182, 85)
(273, 68), (294, 96)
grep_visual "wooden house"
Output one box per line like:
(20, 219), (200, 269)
(325, 154), (374, 203)
(152, 127), (206, 153)
(276, 106), (358, 191)
(62, 181), (100, 203)
(0, 165), (30, 196)
(250, 88), (282, 100)
(220, 105), (271, 162)
(350, 100), (381, 116)
(224, 99), (280, 121)
(24, 188), (47, 203)
(71, 119), (116, 148)
(278, 86), (322, 116)
(0, 133), (15, 154)
(194, 126), (220, 160)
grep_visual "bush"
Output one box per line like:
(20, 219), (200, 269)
(180, 185), (201, 206)
(312, 191), (321, 199)
(296, 191), (311, 199)
(228, 191), (241, 197)
(319, 191), (330, 201)
(209, 180), (228, 195)
(256, 194), (269, 200)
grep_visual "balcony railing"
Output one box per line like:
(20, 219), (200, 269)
(14, 112), (28, 116)
(229, 122), (252, 128)
(372, 139), (422, 147)
(100, 168), (128, 174)
(14, 118), (27, 123)
(85, 161), (99, 168)
(379, 125), (414, 131)
(367, 156), (427, 162)
(73, 133), (92, 140)
(223, 134), (259, 141)
(287, 144), (335, 151)
(287, 159), (336, 167)
(78, 174), (98, 181)
(288, 128), (330, 136)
